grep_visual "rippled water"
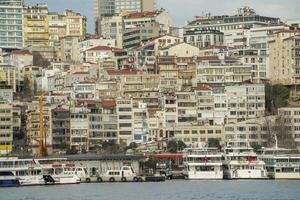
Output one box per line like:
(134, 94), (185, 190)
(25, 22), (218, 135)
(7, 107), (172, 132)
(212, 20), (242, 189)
(1, 180), (300, 200)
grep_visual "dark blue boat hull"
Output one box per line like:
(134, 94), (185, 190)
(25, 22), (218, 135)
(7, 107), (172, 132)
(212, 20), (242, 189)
(0, 179), (19, 187)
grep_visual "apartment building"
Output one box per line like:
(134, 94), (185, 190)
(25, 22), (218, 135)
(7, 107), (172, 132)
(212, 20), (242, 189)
(238, 49), (267, 83)
(51, 106), (70, 153)
(0, 0), (23, 51)
(278, 107), (300, 147)
(0, 103), (13, 154)
(65, 9), (87, 37)
(93, 0), (156, 35)
(197, 54), (252, 84)
(184, 29), (224, 49)
(116, 98), (133, 145)
(88, 100), (118, 151)
(269, 30), (300, 97)
(123, 22), (160, 49)
(185, 7), (280, 34)
(101, 16), (124, 48)
(23, 4), (50, 48)
(70, 107), (89, 152)
(132, 102), (148, 143)
(26, 102), (52, 155)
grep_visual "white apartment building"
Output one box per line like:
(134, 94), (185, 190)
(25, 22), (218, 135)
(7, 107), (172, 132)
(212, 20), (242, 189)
(132, 102), (148, 143)
(116, 98), (133, 145)
(197, 54), (252, 84)
(70, 107), (89, 152)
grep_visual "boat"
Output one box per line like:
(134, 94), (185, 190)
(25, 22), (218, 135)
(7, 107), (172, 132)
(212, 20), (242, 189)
(0, 171), (19, 187)
(223, 141), (267, 179)
(259, 148), (300, 179)
(34, 159), (83, 185)
(183, 147), (224, 180)
(0, 157), (44, 186)
(0, 157), (85, 186)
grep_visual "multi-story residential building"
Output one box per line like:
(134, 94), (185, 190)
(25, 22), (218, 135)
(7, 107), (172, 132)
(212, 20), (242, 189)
(51, 106), (70, 153)
(0, 103), (13, 154)
(123, 22), (160, 49)
(224, 117), (273, 147)
(158, 56), (180, 92)
(0, 0), (23, 51)
(123, 9), (173, 33)
(176, 92), (198, 126)
(26, 102), (52, 155)
(0, 64), (16, 92)
(0, 84), (13, 103)
(238, 49), (267, 84)
(93, 0), (156, 34)
(223, 29), (249, 49)
(65, 9), (87, 37)
(197, 54), (252, 84)
(173, 125), (224, 147)
(132, 102), (148, 143)
(23, 4), (50, 48)
(116, 98), (133, 145)
(60, 35), (81, 62)
(84, 45), (125, 64)
(88, 100), (118, 151)
(278, 107), (300, 148)
(269, 30), (300, 97)
(70, 107), (89, 152)
(3, 49), (33, 92)
(185, 7), (280, 34)
(184, 29), (224, 49)
(159, 43), (200, 57)
(100, 16), (124, 48)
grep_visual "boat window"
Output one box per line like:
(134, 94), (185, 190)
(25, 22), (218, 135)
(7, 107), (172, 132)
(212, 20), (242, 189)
(0, 171), (14, 176)
(55, 168), (63, 175)
(123, 167), (129, 171)
(275, 168), (281, 173)
(282, 168), (294, 173)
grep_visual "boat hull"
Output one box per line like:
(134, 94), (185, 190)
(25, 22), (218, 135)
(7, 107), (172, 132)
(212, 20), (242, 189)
(0, 179), (19, 187)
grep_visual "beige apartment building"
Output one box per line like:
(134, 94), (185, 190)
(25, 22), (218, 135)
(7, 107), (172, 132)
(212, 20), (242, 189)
(269, 30), (300, 96)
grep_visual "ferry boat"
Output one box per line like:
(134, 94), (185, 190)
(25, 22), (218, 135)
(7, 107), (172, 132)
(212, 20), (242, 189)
(259, 148), (300, 179)
(183, 148), (224, 180)
(0, 171), (19, 187)
(223, 141), (267, 179)
(0, 157), (44, 186)
(0, 157), (85, 186)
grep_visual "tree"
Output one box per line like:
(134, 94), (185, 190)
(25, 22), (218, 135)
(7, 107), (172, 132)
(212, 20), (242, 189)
(167, 140), (186, 153)
(251, 143), (262, 153)
(265, 84), (289, 114)
(208, 138), (221, 149)
(33, 53), (50, 68)
(263, 116), (297, 149)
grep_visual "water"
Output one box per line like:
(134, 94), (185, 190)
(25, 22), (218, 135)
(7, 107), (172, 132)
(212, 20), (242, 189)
(1, 180), (300, 200)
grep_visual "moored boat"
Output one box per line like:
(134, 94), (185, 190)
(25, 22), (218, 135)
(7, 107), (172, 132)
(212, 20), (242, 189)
(183, 147), (224, 180)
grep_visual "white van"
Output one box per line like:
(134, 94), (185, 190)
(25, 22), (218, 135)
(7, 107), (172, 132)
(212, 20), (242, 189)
(98, 166), (141, 182)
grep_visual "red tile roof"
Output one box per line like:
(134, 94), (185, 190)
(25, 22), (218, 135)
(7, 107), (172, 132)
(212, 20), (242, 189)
(11, 49), (32, 55)
(86, 46), (124, 52)
(102, 99), (116, 109)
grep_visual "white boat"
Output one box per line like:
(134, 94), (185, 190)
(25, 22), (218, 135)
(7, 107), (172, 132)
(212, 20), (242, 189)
(259, 148), (300, 179)
(35, 159), (83, 185)
(183, 148), (224, 180)
(0, 157), (86, 186)
(223, 141), (267, 179)
(0, 157), (45, 186)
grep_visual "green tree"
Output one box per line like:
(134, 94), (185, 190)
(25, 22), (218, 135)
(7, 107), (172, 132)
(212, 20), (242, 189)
(265, 84), (289, 114)
(208, 138), (221, 149)
(33, 53), (50, 68)
(251, 143), (262, 153)
(167, 140), (186, 153)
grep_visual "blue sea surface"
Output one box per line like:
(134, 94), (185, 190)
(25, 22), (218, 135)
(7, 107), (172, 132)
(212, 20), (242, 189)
(0, 180), (300, 200)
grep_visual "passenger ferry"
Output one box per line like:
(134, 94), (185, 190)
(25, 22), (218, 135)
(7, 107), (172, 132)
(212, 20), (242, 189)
(183, 148), (224, 180)
(223, 141), (267, 179)
(259, 148), (300, 179)
(0, 157), (86, 186)
(0, 157), (44, 186)
(0, 171), (19, 187)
